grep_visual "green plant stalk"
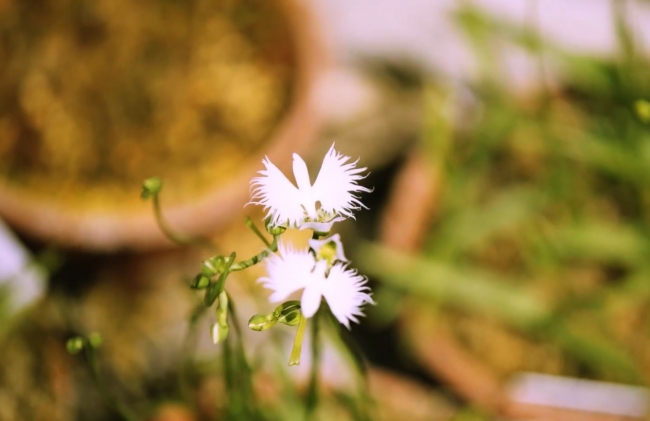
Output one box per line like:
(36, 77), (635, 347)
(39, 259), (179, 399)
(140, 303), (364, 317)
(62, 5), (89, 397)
(204, 255), (235, 307)
(289, 313), (307, 366)
(230, 235), (279, 272)
(304, 309), (321, 420)
(214, 252), (236, 294)
(178, 302), (209, 402)
(228, 301), (257, 417)
(151, 193), (214, 249)
(245, 216), (272, 248)
(85, 344), (140, 421)
(223, 330), (237, 416)
(326, 309), (373, 421)
(220, 302), (259, 421)
(269, 329), (303, 404)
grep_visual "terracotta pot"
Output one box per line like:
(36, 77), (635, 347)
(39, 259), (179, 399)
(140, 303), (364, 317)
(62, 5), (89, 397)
(0, 0), (326, 251)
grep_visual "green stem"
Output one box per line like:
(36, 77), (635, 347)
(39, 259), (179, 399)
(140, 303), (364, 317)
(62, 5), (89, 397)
(230, 236), (279, 271)
(223, 329), (236, 412)
(85, 345), (140, 421)
(228, 302), (256, 416)
(204, 253), (236, 307)
(304, 309), (321, 419)
(289, 313), (307, 366)
(214, 252), (236, 293)
(245, 216), (272, 248)
(178, 302), (208, 401)
(152, 193), (214, 249)
(327, 310), (373, 421)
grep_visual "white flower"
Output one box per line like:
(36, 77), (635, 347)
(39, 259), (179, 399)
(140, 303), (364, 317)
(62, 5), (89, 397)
(249, 144), (370, 230)
(258, 241), (374, 329)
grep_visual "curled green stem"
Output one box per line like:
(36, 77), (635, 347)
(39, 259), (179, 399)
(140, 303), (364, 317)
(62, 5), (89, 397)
(151, 193), (214, 249)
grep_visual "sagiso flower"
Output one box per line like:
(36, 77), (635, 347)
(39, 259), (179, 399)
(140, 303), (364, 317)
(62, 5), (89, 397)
(249, 144), (370, 231)
(258, 241), (374, 329)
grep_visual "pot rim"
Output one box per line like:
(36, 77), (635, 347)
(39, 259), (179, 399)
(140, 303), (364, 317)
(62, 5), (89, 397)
(0, 0), (329, 252)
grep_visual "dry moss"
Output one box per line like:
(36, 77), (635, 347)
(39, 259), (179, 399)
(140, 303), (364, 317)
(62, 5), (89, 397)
(0, 0), (295, 210)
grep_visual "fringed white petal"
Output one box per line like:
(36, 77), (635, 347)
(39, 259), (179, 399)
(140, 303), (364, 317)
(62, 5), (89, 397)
(298, 218), (342, 233)
(311, 144), (371, 219)
(300, 282), (323, 318)
(249, 145), (370, 229)
(258, 242), (373, 328)
(300, 260), (328, 317)
(257, 241), (314, 303)
(320, 263), (374, 329)
(249, 157), (306, 227)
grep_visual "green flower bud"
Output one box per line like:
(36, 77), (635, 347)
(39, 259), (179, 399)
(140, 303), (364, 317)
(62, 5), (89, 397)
(211, 323), (229, 344)
(88, 333), (103, 348)
(191, 274), (211, 290)
(275, 301), (302, 326)
(66, 337), (85, 354)
(211, 291), (230, 344)
(635, 99), (650, 123)
(217, 291), (229, 326)
(278, 309), (301, 326)
(141, 176), (162, 199)
(248, 313), (278, 331)
(273, 301), (300, 315)
(266, 224), (287, 236)
(201, 256), (225, 277)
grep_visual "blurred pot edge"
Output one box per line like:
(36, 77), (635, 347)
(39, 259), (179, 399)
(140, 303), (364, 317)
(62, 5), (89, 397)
(0, 0), (328, 252)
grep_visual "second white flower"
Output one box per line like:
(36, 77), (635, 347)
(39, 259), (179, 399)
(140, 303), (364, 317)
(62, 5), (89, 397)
(258, 240), (374, 329)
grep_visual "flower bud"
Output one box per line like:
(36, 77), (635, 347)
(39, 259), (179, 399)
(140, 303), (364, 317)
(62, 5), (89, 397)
(66, 337), (85, 354)
(266, 224), (287, 236)
(201, 256), (225, 277)
(248, 313), (278, 331)
(635, 99), (650, 123)
(275, 301), (302, 327)
(211, 323), (229, 344)
(211, 291), (230, 344)
(87, 333), (103, 348)
(191, 274), (211, 290)
(141, 176), (162, 199)
(278, 309), (301, 327)
(217, 291), (229, 326)
(273, 300), (301, 315)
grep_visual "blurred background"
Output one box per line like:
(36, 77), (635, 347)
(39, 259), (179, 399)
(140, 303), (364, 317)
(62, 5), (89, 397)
(1, 0), (650, 420)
